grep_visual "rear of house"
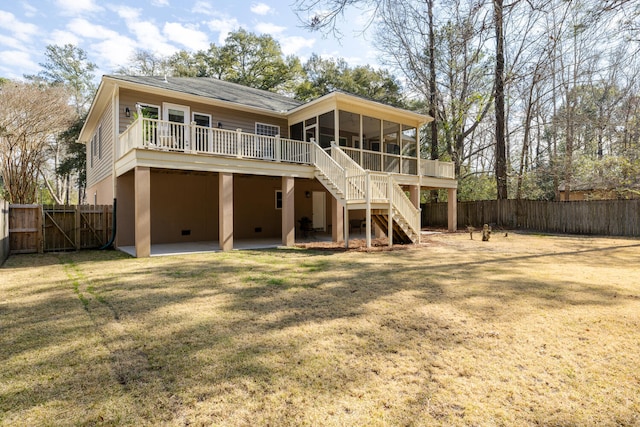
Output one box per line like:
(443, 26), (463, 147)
(80, 75), (458, 257)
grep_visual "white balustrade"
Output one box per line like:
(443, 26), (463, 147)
(119, 118), (312, 164)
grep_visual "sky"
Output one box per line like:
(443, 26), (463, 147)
(0, 0), (380, 81)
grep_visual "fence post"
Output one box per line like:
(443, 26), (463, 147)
(75, 205), (81, 250)
(37, 205), (44, 253)
(102, 205), (109, 245)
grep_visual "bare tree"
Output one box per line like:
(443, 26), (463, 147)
(0, 81), (73, 204)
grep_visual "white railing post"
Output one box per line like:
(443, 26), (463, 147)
(190, 121), (197, 154)
(388, 173), (393, 247)
(236, 128), (243, 158)
(365, 171), (372, 249)
(275, 134), (281, 162)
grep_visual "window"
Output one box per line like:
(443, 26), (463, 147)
(90, 126), (101, 167)
(138, 104), (159, 119)
(90, 134), (95, 168)
(256, 123), (280, 137)
(193, 112), (211, 127)
(193, 113), (212, 152)
(275, 190), (282, 209)
(98, 125), (102, 159)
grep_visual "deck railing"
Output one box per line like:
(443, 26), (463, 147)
(420, 159), (455, 179)
(118, 118), (312, 164)
(341, 146), (454, 179)
(118, 118), (454, 179)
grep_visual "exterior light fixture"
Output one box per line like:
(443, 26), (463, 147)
(125, 107), (131, 117)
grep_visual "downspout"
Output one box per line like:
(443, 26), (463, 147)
(106, 84), (119, 249)
(100, 198), (116, 250)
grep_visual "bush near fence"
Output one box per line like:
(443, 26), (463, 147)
(422, 199), (640, 237)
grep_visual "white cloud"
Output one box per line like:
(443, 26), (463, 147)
(279, 35), (315, 56)
(254, 22), (285, 35)
(109, 5), (141, 21)
(192, 1), (215, 16)
(47, 29), (81, 46)
(250, 3), (272, 16)
(107, 7), (178, 55)
(127, 21), (177, 54)
(0, 35), (25, 51)
(206, 18), (240, 44)
(0, 50), (38, 78)
(55, 0), (103, 15)
(22, 2), (39, 18)
(67, 18), (120, 40)
(163, 22), (209, 51)
(0, 10), (39, 42)
(91, 37), (137, 71)
(151, 0), (169, 6)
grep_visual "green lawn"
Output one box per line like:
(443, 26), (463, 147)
(1, 232), (639, 426)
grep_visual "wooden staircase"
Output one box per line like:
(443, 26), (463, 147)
(311, 142), (420, 245)
(371, 209), (418, 244)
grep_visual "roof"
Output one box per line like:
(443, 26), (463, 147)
(106, 75), (302, 113)
(79, 75), (432, 144)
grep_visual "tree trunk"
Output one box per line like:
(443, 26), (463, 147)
(428, 0), (439, 202)
(494, 0), (508, 200)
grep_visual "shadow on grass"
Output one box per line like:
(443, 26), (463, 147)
(2, 238), (639, 425)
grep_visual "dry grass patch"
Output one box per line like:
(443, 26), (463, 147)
(1, 232), (640, 426)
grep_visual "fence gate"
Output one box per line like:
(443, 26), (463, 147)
(8, 204), (42, 254)
(9, 204), (113, 254)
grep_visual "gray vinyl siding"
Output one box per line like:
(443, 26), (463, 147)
(86, 104), (114, 189)
(118, 88), (290, 138)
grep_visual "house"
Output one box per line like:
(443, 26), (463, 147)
(559, 181), (640, 201)
(79, 75), (458, 257)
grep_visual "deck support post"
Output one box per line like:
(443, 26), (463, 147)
(282, 176), (295, 246)
(134, 166), (151, 258)
(447, 188), (457, 232)
(219, 172), (234, 251)
(365, 172), (372, 249)
(409, 185), (420, 208)
(332, 197), (343, 243)
(344, 205), (349, 249)
(387, 174), (393, 247)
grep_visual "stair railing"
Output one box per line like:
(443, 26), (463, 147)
(311, 140), (346, 199)
(388, 175), (420, 240)
(320, 142), (421, 243)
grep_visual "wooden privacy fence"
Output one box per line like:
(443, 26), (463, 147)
(9, 204), (113, 254)
(1, 199), (9, 264)
(422, 199), (640, 237)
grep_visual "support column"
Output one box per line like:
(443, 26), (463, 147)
(409, 185), (420, 208)
(344, 206), (349, 248)
(134, 166), (151, 258)
(447, 187), (457, 232)
(282, 176), (295, 246)
(219, 172), (234, 251)
(366, 172), (372, 248)
(332, 197), (343, 243)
